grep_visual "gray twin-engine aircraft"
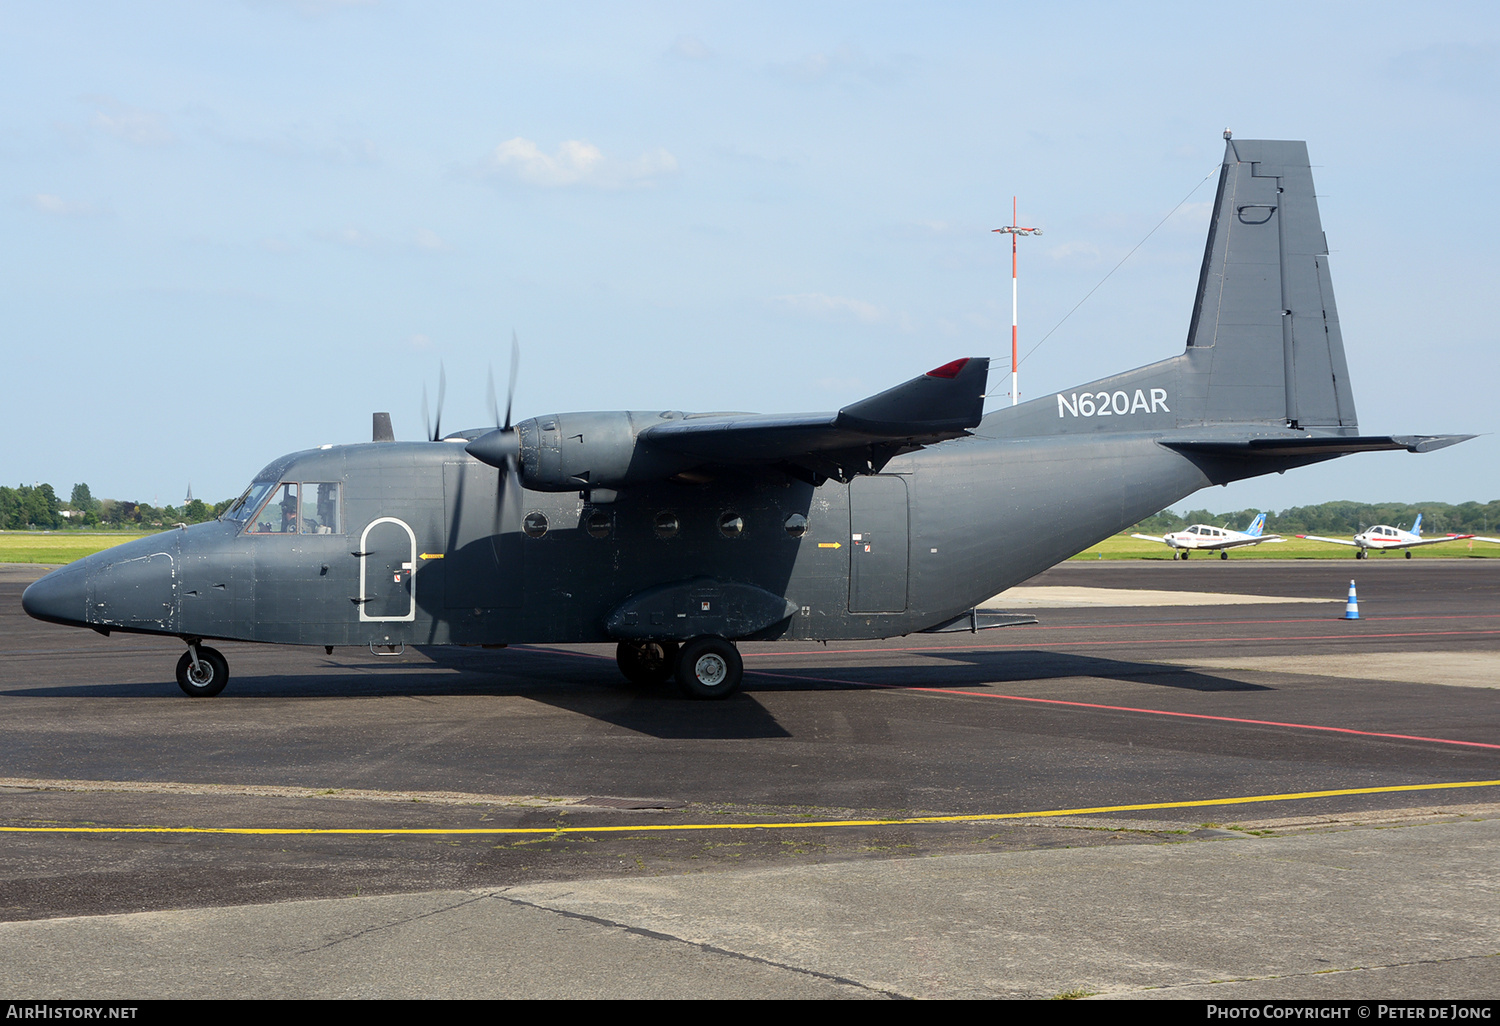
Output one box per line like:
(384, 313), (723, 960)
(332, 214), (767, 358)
(22, 138), (1470, 699)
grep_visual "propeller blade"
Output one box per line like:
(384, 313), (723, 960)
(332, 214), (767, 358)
(433, 363), (447, 441)
(486, 365), (500, 429)
(504, 331), (519, 431)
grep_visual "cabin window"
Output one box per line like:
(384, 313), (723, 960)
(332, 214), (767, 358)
(586, 509), (612, 539)
(717, 512), (744, 538)
(653, 511), (679, 539)
(784, 513), (808, 538)
(301, 483), (341, 534)
(248, 483), (300, 534)
(523, 511), (549, 538)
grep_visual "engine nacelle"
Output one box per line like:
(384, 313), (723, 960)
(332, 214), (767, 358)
(467, 411), (698, 492)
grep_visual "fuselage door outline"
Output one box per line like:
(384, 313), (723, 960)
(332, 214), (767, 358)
(358, 516), (418, 622)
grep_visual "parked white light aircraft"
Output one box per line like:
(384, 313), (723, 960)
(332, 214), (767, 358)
(1297, 514), (1473, 559)
(1131, 512), (1283, 560)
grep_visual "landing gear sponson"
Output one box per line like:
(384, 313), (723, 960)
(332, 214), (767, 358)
(616, 637), (744, 699)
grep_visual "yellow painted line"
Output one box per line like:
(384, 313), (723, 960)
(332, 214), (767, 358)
(418, 552), (444, 560)
(818, 542), (841, 549)
(3, 780), (1497, 837)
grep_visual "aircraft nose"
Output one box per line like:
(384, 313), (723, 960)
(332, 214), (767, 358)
(21, 565), (90, 627)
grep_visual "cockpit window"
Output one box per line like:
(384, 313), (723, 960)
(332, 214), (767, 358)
(302, 483), (341, 535)
(224, 481), (275, 523)
(243, 481), (342, 535)
(248, 483), (300, 534)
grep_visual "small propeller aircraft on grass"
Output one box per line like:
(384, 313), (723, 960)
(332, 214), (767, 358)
(1131, 512), (1282, 560)
(22, 137), (1472, 698)
(1297, 514), (1474, 559)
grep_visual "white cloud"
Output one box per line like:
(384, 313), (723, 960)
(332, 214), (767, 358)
(1047, 241), (1102, 263)
(29, 193), (99, 216)
(414, 228), (449, 251)
(770, 45), (903, 87)
(408, 333), (434, 350)
(323, 226), (379, 248)
(86, 96), (175, 146)
(669, 35), (713, 61)
(485, 137), (677, 188)
(772, 292), (885, 324)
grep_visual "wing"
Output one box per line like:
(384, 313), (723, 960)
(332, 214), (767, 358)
(1129, 534), (1168, 544)
(1297, 535), (1359, 546)
(638, 357), (989, 483)
(1397, 534), (1474, 548)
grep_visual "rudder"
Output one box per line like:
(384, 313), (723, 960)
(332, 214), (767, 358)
(1186, 138), (1358, 432)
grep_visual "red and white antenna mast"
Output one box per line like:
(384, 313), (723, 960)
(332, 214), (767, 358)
(992, 198), (1042, 405)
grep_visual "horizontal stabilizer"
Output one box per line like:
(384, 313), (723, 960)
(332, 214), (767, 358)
(1163, 434), (1474, 458)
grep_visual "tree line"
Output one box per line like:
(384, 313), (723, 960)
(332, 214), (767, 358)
(0, 483), (231, 531)
(1132, 501), (1500, 537)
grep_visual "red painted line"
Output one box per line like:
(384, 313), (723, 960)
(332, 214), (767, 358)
(743, 669), (1500, 751)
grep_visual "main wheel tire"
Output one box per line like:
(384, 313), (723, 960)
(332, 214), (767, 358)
(675, 637), (743, 700)
(1220, 550), (1228, 560)
(616, 640), (679, 685)
(176, 647), (229, 697)
(1406, 550), (1413, 559)
(1181, 551), (1189, 560)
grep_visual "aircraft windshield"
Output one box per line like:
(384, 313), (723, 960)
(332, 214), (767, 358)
(223, 481), (275, 523)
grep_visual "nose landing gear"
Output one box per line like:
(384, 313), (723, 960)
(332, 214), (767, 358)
(176, 641), (229, 697)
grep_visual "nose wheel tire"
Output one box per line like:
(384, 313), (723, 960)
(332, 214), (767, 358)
(675, 637), (743, 699)
(616, 640), (679, 686)
(176, 647), (229, 697)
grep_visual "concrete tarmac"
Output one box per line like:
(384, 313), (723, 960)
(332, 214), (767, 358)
(2, 559), (1497, 999)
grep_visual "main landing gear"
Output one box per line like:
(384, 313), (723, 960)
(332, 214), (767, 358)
(615, 640), (679, 685)
(176, 641), (229, 697)
(615, 636), (744, 699)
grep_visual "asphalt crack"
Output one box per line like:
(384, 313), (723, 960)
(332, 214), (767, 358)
(292, 891), (494, 955)
(487, 890), (908, 999)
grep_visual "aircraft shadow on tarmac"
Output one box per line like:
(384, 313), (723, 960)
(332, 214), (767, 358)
(6, 644), (1264, 740)
(754, 649), (1274, 694)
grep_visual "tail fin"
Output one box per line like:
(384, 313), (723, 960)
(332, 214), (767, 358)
(1412, 513), (1423, 536)
(1186, 138), (1357, 432)
(1246, 512), (1267, 537)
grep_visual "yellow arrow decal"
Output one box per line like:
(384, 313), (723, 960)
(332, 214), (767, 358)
(419, 553), (445, 560)
(818, 542), (841, 549)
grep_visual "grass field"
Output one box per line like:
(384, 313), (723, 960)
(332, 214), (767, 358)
(1066, 534), (1499, 560)
(0, 532), (156, 565)
(4, 529), (1495, 566)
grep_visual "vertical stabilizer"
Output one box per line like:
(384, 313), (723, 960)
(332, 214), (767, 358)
(1186, 139), (1358, 432)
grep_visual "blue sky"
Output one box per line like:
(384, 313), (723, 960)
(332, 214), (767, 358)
(3, 2), (1495, 512)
